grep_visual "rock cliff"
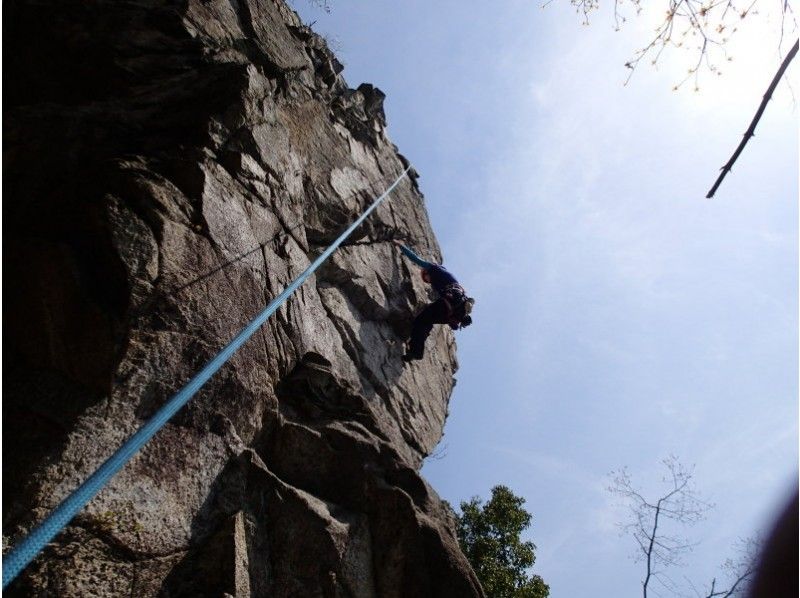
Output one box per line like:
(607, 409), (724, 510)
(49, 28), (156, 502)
(3, 1), (483, 595)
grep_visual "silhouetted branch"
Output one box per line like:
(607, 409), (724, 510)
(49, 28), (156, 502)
(565, 1), (796, 88)
(425, 442), (449, 461)
(609, 456), (714, 598)
(706, 38), (798, 198)
(697, 536), (760, 598)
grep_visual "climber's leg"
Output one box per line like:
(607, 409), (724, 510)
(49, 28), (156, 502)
(405, 298), (449, 361)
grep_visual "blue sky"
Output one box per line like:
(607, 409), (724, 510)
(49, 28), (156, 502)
(293, 2), (798, 596)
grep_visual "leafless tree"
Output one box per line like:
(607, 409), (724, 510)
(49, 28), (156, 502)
(610, 457), (763, 598)
(563, 0), (797, 89)
(688, 536), (760, 598)
(556, 1), (798, 197)
(609, 456), (714, 598)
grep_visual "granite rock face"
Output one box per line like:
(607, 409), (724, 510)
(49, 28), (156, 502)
(3, 1), (483, 595)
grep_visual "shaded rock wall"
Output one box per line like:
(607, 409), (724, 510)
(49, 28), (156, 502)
(2, 1), (483, 595)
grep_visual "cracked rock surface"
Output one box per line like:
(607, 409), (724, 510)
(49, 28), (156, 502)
(3, 0), (482, 596)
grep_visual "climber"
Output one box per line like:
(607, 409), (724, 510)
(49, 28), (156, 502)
(392, 239), (474, 362)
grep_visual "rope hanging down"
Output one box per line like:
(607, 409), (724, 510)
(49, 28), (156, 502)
(2, 165), (411, 588)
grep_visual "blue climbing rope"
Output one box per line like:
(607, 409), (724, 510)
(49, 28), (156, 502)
(2, 165), (411, 587)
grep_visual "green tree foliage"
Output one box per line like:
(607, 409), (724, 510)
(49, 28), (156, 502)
(456, 485), (549, 598)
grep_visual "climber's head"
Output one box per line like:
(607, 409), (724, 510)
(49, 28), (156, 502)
(421, 269), (431, 283)
(461, 315), (473, 328)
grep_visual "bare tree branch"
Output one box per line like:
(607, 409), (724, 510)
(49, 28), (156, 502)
(610, 459), (763, 598)
(564, 1), (797, 88)
(705, 38), (798, 197)
(700, 536), (761, 597)
(609, 456), (714, 598)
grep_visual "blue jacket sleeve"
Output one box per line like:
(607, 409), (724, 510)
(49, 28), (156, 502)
(400, 244), (434, 269)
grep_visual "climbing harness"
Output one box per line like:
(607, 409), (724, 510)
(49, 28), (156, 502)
(2, 165), (411, 588)
(440, 283), (474, 330)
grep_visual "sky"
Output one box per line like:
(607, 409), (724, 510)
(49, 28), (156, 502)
(293, 2), (798, 596)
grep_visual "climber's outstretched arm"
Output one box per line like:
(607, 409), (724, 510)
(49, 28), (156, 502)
(394, 240), (434, 269)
